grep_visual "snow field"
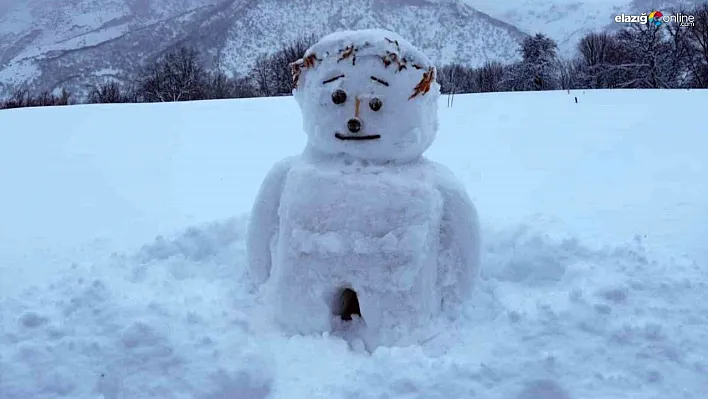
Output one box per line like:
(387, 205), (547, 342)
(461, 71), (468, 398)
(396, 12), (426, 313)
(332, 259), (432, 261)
(0, 89), (706, 398)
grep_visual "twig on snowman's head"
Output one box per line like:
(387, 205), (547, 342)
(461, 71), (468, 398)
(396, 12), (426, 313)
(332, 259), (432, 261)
(409, 67), (435, 100)
(338, 45), (356, 65)
(290, 63), (302, 87)
(303, 53), (318, 68)
(384, 37), (401, 53)
(290, 53), (319, 88)
(381, 51), (404, 70)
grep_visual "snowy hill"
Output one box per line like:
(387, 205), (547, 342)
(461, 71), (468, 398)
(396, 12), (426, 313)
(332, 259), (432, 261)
(1, 89), (707, 398)
(464, 0), (706, 56)
(463, 0), (624, 55)
(0, 0), (525, 96)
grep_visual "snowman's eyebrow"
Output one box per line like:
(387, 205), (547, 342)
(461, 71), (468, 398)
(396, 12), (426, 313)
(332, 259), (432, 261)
(370, 76), (389, 86)
(322, 74), (345, 84)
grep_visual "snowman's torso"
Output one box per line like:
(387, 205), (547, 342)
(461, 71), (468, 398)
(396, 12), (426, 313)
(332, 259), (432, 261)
(270, 157), (445, 337)
(275, 158), (443, 289)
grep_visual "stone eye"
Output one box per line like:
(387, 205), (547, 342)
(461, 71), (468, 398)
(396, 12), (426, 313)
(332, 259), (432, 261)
(332, 89), (347, 104)
(369, 97), (382, 111)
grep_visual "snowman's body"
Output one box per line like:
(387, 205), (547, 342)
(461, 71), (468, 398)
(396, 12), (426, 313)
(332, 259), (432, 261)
(247, 29), (480, 348)
(272, 157), (443, 342)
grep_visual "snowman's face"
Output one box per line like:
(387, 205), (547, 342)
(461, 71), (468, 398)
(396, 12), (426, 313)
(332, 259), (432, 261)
(294, 57), (439, 163)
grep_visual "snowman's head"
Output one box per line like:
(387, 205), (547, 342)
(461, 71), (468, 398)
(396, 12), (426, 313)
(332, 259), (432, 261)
(291, 29), (440, 163)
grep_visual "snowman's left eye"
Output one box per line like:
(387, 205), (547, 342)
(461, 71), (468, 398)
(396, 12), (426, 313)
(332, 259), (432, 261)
(369, 98), (382, 111)
(332, 89), (347, 104)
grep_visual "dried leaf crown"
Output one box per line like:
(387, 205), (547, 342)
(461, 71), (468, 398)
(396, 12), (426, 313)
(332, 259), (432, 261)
(290, 37), (436, 100)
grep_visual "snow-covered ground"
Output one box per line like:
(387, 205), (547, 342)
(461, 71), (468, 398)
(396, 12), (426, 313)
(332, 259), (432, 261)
(1, 89), (706, 398)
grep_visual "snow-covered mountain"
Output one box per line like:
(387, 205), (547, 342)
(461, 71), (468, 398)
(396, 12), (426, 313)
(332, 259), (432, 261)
(464, 0), (704, 56)
(0, 0), (526, 96)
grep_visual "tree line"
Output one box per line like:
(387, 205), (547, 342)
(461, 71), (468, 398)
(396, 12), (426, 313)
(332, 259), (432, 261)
(0, 34), (317, 110)
(438, 3), (708, 94)
(1, 2), (706, 110)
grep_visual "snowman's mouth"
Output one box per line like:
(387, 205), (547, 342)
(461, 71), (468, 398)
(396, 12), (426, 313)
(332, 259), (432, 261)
(335, 133), (381, 141)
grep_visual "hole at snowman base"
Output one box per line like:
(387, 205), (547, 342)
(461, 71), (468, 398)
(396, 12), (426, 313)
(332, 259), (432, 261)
(334, 287), (362, 321)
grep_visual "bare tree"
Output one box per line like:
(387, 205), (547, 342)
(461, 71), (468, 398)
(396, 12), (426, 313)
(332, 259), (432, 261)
(685, 3), (708, 87)
(557, 58), (579, 90)
(88, 81), (127, 103)
(272, 34), (317, 95)
(249, 34), (318, 96)
(475, 61), (504, 92)
(444, 65), (459, 106)
(575, 31), (619, 88)
(660, 11), (692, 88)
(137, 46), (208, 102)
(2, 87), (31, 109)
(161, 46), (207, 101)
(0, 87), (71, 109)
(613, 23), (673, 88)
(205, 47), (234, 99)
(138, 62), (167, 102)
(205, 70), (233, 99)
(578, 32), (615, 67)
(251, 53), (274, 97)
(437, 64), (461, 95)
(232, 76), (258, 98)
(35, 90), (56, 106)
(56, 88), (71, 105)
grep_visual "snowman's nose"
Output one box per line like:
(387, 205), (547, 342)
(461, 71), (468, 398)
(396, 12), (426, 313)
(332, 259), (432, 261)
(347, 118), (362, 133)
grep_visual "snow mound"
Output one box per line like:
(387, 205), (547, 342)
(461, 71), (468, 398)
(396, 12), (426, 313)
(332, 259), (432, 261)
(1, 218), (706, 398)
(0, 217), (274, 399)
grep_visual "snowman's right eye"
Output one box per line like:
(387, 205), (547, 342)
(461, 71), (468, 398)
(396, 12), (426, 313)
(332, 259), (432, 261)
(332, 89), (347, 104)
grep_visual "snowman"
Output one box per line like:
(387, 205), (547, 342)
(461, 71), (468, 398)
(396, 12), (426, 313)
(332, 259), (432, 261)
(246, 29), (480, 348)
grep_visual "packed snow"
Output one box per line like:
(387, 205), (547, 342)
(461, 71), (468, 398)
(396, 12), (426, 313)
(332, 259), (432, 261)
(1, 88), (707, 398)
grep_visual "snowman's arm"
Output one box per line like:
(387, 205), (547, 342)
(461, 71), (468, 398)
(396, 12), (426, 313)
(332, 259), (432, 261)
(435, 166), (481, 307)
(246, 157), (294, 286)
